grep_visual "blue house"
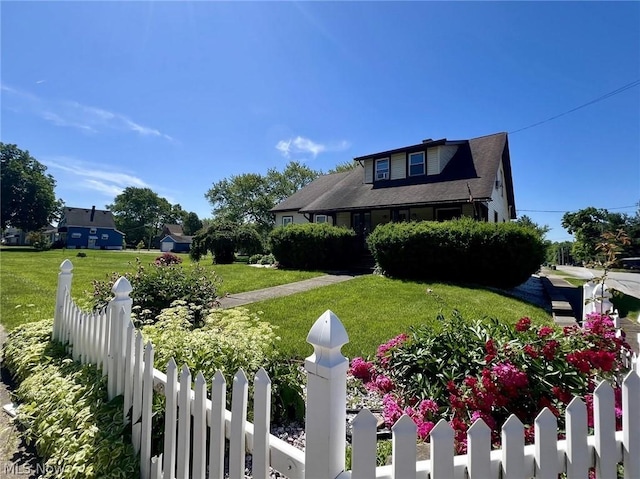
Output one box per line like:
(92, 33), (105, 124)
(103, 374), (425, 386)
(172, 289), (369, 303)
(58, 206), (124, 250)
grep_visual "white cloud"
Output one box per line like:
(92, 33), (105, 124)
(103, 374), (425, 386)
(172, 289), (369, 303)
(1, 83), (174, 141)
(44, 157), (149, 198)
(275, 135), (350, 159)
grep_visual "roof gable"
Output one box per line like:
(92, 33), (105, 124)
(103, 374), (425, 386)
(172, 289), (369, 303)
(61, 207), (117, 228)
(272, 132), (513, 214)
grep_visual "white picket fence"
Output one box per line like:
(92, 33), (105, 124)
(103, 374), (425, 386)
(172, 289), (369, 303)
(52, 259), (640, 479)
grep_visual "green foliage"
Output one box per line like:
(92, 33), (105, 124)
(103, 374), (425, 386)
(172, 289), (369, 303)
(190, 220), (262, 264)
(561, 206), (639, 263)
(141, 302), (303, 421)
(546, 241), (575, 265)
(26, 231), (51, 251)
(1, 143), (61, 231)
(181, 211), (203, 235)
(107, 186), (177, 246)
(3, 320), (139, 478)
(269, 223), (357, 270)
(367, 218), (545, 288)
(90, 258), (220, 326)
(205, 161), (320, 237)
(345, 439), (392, 469)
(327, 161), (360, 174)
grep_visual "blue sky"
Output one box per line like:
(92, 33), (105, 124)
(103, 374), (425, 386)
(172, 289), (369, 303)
(2, 1), (638, 242)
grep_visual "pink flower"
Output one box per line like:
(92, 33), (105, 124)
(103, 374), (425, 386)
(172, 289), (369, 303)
(417, 421), (435, 440)
(349, 357), (374, 383)
(375, 375), (395, 393)
(418, 399), (439, 416)
(515, 317), (531, 332)
(382, 394), (404, 426)
(538, 326), (554, 338)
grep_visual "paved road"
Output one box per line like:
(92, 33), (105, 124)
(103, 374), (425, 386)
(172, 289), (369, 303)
(556, 266), (640, 300)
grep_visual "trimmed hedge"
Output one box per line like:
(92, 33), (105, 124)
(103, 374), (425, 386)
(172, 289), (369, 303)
(269, 223), (357, 270)
(367, 218), (545, 288)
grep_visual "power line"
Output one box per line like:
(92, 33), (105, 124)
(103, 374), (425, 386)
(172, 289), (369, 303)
(509, 79), (640, 134)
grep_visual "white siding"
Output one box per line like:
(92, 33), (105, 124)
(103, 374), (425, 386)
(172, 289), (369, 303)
(427, 148), (439, 175)
(275, 212), (309, 226)
(363, 159), (373, 184)
(390, 153), (406, 180)
(488, 161), (509, 222)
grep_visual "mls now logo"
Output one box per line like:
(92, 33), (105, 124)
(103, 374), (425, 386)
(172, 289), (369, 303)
(3, 462), (65, 475)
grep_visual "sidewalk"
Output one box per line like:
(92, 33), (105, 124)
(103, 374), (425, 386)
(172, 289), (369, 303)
(218, 273), (358, 309)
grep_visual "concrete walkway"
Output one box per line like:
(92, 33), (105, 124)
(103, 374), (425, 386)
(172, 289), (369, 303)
(218, 273), (358, 309)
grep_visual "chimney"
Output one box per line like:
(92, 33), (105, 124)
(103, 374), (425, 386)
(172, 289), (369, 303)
(90, 206), (96, 222)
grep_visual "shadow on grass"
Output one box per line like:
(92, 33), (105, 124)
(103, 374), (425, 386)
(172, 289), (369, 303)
(613, 292), (640, 319)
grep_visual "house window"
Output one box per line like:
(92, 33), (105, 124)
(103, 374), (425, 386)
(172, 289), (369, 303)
(375, 158), (389, 180)
(408, 152), (425, 176)
(89, 228), (97, 234)
(101, 234), (109, 240)
(282, 216), (293, 226)
(315, 215), (327, 224)
(436, 208), (461, 221)
(71, 233), (82, 239)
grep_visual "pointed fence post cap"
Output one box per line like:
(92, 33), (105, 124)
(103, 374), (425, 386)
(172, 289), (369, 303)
(306, 310), (349, 373)
(112, 277), (133, 299)
(60, 259), (74, 273)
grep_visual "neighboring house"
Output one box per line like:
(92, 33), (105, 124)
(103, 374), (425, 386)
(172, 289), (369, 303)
(2, 225), (58, 246)
(158, 224), (193, 252)
(271, 132), (516, 240)
(58, 206), (125, 250)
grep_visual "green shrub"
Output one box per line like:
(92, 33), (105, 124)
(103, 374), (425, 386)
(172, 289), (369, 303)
(269, 223), (357, 270)
(89, 258), (220, 326)
(190, 220), (263, 264)
(142, 302), (303, 421)
(367, 218), (545, 288)
(26, 231), (51, 251)
(3, 320), (139, 478)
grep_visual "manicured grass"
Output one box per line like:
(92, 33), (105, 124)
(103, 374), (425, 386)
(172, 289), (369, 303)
(243, 275), (553, 359)
(0, 248), (322, 330)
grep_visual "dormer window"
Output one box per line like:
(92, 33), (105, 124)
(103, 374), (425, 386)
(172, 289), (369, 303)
(409, 152), (425, 176)
(375, 158), (389, 181)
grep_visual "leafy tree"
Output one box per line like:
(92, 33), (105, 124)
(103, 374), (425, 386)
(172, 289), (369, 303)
(546, 241), (575, 265)
(561, 207), (629, 264)
(515, 215), (550, 239)
(107, 187), (174, 246)
(1, 143), (60, 231)
(182, 211), (203, 235)
(205, 161), (320, 236)
(327, 160), (360, 174)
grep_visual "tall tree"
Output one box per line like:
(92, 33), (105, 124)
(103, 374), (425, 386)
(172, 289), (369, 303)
(205, 161), (321, 235)
(1, 143), (61, 231)
(182, 212), (203, 235)
(107, 187), (174, 246)
(515, 215), (551, 240)
(561, 207), (630, 263)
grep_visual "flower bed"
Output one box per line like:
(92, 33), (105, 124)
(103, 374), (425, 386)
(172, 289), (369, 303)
(349, 312), (632, 453)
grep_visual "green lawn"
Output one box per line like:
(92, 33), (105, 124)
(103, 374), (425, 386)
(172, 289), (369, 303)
(0, 248), (322, 330)
(243, 275), (553, 359)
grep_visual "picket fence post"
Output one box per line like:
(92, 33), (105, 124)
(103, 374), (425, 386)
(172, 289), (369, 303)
(54, 259), (73, 341)
(304, 310), (349, 479)
(107, 277), (133, 399)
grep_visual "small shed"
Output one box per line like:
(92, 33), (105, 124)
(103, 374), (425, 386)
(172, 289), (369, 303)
(160, 234), (193, 253)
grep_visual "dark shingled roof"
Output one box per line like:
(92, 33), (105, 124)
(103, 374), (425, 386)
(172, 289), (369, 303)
(271, 132), (516, 217)
(61, 207), (117, 228)
(161, 234), (193, 244)
(163, 224), (185, 236)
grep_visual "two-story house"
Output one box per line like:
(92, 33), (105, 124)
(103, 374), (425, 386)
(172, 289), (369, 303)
(271, 132), (516, 239)
(57, 206), (125, 249)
